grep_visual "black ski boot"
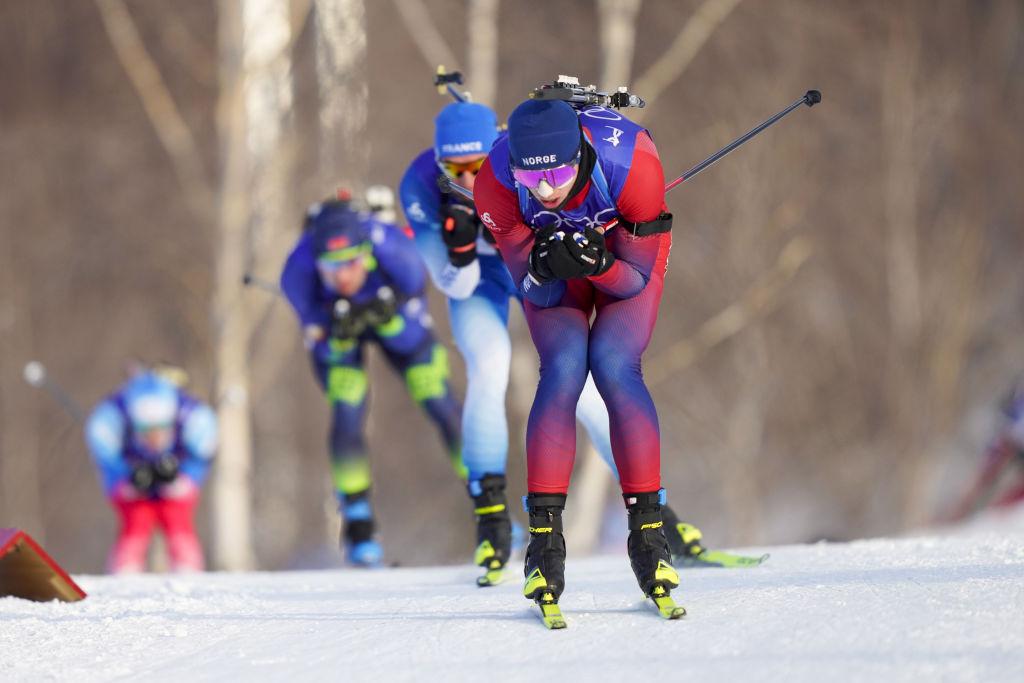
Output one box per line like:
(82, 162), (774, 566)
(624, 491), (679, 597)
(660, 503), (707, 565)
(469, 474), (512, 585)
(340, 490), (382, 567)
(522, 493), (567, 602)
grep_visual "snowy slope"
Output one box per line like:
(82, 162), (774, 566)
(3, 510), (1024, 683)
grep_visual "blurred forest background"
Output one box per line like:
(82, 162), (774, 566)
(1, 0), (1022, 574)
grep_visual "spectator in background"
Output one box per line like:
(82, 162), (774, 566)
(85, 367), (218, 573)
(949, 379), (1024, 521)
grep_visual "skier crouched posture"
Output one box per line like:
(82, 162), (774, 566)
(85, 369), (218, 574)
(400, 100), (703, 585)
(281, 198), (463, 567)
(474, 97), (679, 607)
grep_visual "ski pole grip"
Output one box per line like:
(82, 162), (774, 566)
(804, 90), (822, 106)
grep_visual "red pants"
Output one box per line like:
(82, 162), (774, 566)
(108, 497), (204, 573)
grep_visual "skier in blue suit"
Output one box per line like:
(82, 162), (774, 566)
(399, 101), (700, 584)
(281, 197), (464, 567)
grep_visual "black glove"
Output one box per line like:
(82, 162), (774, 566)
(439, 203), (480, 267)
(360, 286), (399, 328)
(529, 226), (589, 282)
(563, 226), (615, 277)
(130, 464), (156, 492)
(330, 288), (400, 339)
(152, 454), (179, 483)
(331, 298), (366, 339)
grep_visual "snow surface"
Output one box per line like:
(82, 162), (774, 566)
(4, 508), (1024, 683)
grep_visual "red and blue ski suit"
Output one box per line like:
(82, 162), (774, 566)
(85, 381), (217, 573)
(474, 105), (671, 494)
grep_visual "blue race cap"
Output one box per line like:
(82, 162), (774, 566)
(309, 201), (371, 262)
(434, 102), (499, 159)
(507, 99), (581, 170)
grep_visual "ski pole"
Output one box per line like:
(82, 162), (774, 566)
(242, 273), (282, 296)
(433, 67), (484, 202)
(439, 89), (823, 233)
(434, 66), (467, 103)
(594, 89), (821, 236)
(432, 68), (476, 201)
(664, 89), (821, 193)
(22, 360), (87, 423)
(437, 175), (474, 201)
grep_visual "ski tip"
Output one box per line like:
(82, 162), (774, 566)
(536, 592), (567, 629)
(544, 615), (567, 629)
(657, 599), (686, 619)
(650, 587), (686, 619)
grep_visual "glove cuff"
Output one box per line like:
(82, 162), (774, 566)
(527, 259), (553, 284)
(592, 250), (615, 277)
(448, 243), (477, 268)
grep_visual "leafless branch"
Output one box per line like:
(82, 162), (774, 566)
(391, 0), (459, 79)
(94, 0), (214, 221)
(632, 0), (743, 121)
(646, 235), (813, 384)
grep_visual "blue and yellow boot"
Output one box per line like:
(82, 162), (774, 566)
(624, 490), (679, 597)
(469, 474), (512, 586)
(660, 504), (768, 568)
(340, 490), (383, 568)
(522, 493), (567, 603)
(660, 503), (706, 565)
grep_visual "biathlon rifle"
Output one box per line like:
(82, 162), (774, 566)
(530, 74), (645, 110)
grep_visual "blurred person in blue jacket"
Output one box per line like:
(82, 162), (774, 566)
(85, 368), (218, 574)
(399, 101), (705, 586)
(280, 196), (463, 567)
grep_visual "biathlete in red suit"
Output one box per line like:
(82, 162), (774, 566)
(85, 370), (218, 574)
(473, 97), (678, 605)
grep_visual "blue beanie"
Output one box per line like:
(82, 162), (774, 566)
(434, 102), (499, 159)
(309, 202), (370, 261)
(507, 99), (581, 170)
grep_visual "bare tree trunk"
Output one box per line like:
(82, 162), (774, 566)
(0, 228), (43, 538)
(465, 0), (499, 107)
(94, 0), (215, 221)
(597, 0), (641, 90)
(211, 0), (294, 570)
(882, 11), (922, 350)
(880, 7), (928, 530)
(390, 0), (458, 78)
(212, 0), (254, 572)
(314, 0), (368, 191)
(720, 330), (768, 543)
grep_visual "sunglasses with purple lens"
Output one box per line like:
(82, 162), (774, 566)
(512, 161), (579, 190)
